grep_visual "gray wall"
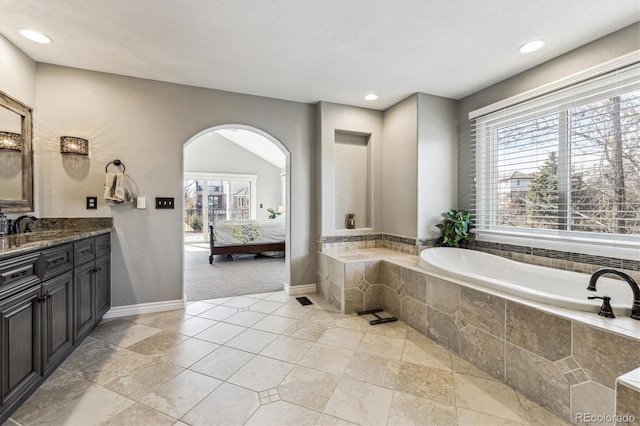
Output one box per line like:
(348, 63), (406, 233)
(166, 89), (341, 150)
(457, 23), (640, 211)
(34, 63), (316, 306)
(417, 93), (458, 239)
(382, 95), (418, 237)
(184, 132), (282, 220)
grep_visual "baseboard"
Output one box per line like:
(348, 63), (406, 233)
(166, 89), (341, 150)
(103, 299), (185, 319)
(285, 282), (316, 296)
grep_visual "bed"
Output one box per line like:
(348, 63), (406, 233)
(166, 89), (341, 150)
(208, 215), (285, 264)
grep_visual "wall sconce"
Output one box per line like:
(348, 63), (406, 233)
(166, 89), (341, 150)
(0, 131), (23, 152)
(60, 136), (89, 156)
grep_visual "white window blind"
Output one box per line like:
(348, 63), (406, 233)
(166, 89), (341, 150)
(471, 62), (640, 252)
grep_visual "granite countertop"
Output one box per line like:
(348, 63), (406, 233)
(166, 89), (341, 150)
(0, 218), (113, 260)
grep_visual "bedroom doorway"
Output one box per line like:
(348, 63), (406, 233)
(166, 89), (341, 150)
(182, 125), (289, 302)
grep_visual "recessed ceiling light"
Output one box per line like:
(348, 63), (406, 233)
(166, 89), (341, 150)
(518, 39), (544, 53)
(18, 29), (52, 44)
(364, 93), (379, 101)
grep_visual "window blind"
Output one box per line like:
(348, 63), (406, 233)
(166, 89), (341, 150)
(470, 62), (640, 246)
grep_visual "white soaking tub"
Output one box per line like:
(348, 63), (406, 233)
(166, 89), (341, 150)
(419, 247), (634, 316)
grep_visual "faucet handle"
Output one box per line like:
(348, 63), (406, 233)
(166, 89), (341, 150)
(588, 296), (615, 318)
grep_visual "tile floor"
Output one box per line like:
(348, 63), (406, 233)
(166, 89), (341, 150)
(7, 291), (572, 425)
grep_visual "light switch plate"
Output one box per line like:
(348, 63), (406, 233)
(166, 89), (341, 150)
(155, 197), (175, 209)
(136, 197), (146, 209)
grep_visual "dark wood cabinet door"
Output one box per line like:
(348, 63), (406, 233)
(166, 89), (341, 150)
(73, 262), (96, 342)
(0, 286), (42, 406)
(95, 256), (111, 320)
(41, 272), (73, 373)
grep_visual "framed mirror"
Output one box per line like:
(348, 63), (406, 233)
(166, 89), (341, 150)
(0, 91), (33, 212)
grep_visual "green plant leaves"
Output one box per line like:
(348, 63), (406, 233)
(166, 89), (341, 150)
(435, 209), (474, 248)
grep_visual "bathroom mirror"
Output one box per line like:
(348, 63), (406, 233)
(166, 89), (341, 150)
(0, 91), (33, 212)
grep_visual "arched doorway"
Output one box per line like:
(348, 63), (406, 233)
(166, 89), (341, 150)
(182, 124), (290, 301)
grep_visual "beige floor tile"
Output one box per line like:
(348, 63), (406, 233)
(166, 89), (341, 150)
(197, 305), (238, 321)
(278, 365), (341, 411)
(152, 337), (219, 368)
(2, 418), (20, 426)
(90, 320), (163, 348)
(126, 330), (189, 355)
(132, 310), (193, 329)
(454, 373), (527, 423)
(225, 328), (279, 353)
(100, 402), (177, 425)
(318, 327), (365, 350)
(334, 316), (371, 332)
(323, 377), (394, 425)
(161, 316), (217, 336)
(74, 348), (149, 385)
(260, 335), (315, 363)
(139, 370), (222, 418)
(264, 291), (292, 303)
(456, 407), (526, 425)
(194, 321), (246, 344)
(31, 385), (134, 425)
(301, 308), (343, 325)
(184, 301), (216, 316)
(272, 301), (312, 319)
(366, 321), (409, 339)
(190, 345), (255, 380)
(395, 362), (456, 405)
(182, 382), (260, 426)
(228, 355), (294, 391)
(402, 338), (452, 371)
(222, 296), (261, 308)
(223, 310), (267, 327)
(246, 291), (279, 299)
(60, 338), (120, 372)
(282, 319), (334, 341)
(343, 352), (401, 389)
(104, 358), (184, 400)
(517, 391), (572, 425)
(314, 413), (358, 425)
(357, 332), (405, 360)
(253, 314), (298, 334)
(249, 299), (285, 314)
(246, 400), (321, 426)
(201, 296), (233, 305)
(12, 371), (95, 424)
(298, 343), (355, 376)
(451, 353), (498, 381)
(388, 391), (458, 425)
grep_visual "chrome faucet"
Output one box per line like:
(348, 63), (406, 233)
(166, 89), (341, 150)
(587, 268), (640, 320)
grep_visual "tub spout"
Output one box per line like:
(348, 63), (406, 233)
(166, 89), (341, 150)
(587, 269), (640, 320)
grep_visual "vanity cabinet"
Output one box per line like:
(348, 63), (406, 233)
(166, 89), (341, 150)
(0, 232), (111, 423)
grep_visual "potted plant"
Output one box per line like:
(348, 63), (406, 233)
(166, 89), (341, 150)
(435, 209), (474, 248)
(266, 208), (281, 219)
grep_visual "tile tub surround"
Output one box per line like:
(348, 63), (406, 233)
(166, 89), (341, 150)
(317, 248), (640, 423)
(7, 290), (570, 426)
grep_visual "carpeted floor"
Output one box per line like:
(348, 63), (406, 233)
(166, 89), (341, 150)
(184, 244), (286, 301)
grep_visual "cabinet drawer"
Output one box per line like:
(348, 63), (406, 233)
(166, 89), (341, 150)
(74, 239), (96, 266)
(42, 244), (73, 281)
(0, 253), (41, 297)
(95, 234), (111, 258)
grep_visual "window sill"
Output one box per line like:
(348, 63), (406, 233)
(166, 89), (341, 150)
(475, 230), (640, 261)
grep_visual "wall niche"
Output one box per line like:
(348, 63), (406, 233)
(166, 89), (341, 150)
(334, 130), (371, 230)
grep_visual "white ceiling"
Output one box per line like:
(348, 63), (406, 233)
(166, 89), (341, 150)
(0, 0), (638, 110)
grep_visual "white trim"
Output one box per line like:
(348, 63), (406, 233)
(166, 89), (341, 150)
(285, 282), (316, 296)
(102, 299), (185, 319)
(469, 50), (640, 119)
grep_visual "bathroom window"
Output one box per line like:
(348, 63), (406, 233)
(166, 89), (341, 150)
(472, 62), (639, 255)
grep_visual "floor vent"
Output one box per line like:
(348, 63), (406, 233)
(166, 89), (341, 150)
(296, 296), (314, 306)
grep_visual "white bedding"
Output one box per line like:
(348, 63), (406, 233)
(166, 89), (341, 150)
(211, 215), (285, 246)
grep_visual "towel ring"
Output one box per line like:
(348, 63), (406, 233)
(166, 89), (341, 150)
(106, 159), (126, 173)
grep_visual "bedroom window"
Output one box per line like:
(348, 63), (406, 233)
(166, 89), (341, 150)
(184, 173), (257, 242)
(471, 62), (639, 257)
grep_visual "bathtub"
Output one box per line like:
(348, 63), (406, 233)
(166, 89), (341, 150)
(419, 247), (633, 316)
